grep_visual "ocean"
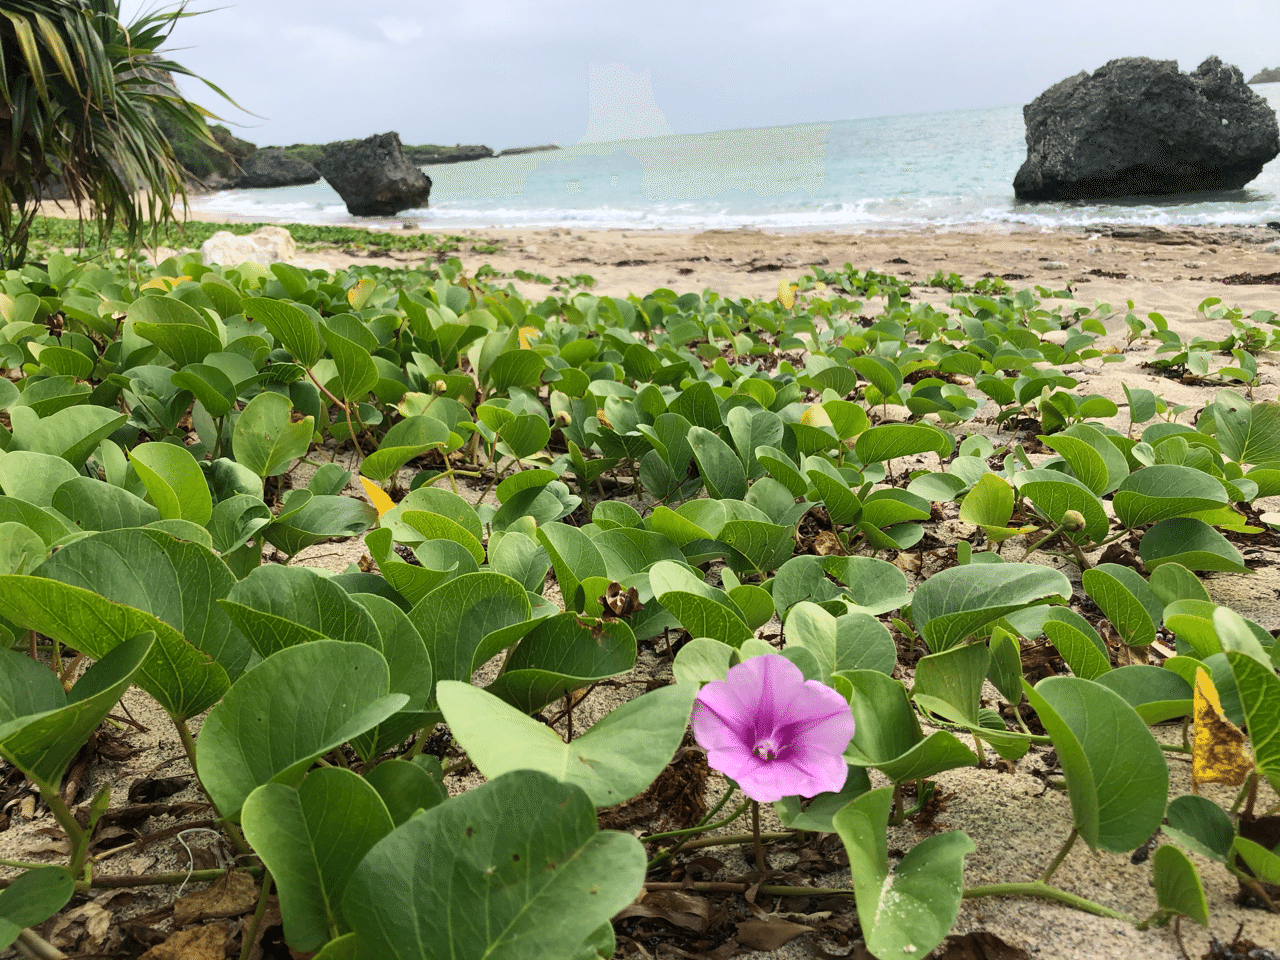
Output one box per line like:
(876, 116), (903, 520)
(191, 84), (1280, 233)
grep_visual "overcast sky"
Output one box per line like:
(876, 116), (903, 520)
(126, 0), (1280, 151)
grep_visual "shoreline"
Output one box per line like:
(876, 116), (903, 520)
(30, 201), (1280, 307)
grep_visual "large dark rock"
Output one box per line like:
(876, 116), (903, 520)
(1014, 57), (1280, 201)
(315, 132), (432, 216)
(235, 148), (320, 188)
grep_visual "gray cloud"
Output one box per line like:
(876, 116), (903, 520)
(122, 0), (1280, 151)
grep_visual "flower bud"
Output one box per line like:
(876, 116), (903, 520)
(433, 380), (448, 394)
(1061, 510), (1086, 532)
(555, 410), (572, 426)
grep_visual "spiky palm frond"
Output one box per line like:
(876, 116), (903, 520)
(1, 0), (233, 267)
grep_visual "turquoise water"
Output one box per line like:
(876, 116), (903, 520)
(193, 85), (1280, 232)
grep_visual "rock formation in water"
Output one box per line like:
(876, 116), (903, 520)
(1014, 56), (1279, 201)
(233, 148), (320, 189)
(315, 132), (432, 216)
(1249, 67), (1280, 84)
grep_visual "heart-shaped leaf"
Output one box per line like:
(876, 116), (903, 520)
(128, 441), (212, 525)
(1138, 518), (1249, 574)
(241, 769), (395, 951)
(0, 633), (152, 790)
(485, 612), (636, 715)
(0, 867), (75, 952)
(437, 680), (696, 807)
(0, 575), (228, 721)
(834, 787), (974, 960)
(339, 771), (644, 960)
(911, 563), (1072, 652)
(196, 640), (407, 819)
(233, 392), (315, 479)
(1023, 676), (1168, 853)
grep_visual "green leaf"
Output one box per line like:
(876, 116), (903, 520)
(241, 769), (395, 951)
(220, 565), (381, 658)
(784, 601), (895, 681)
(0, 452), (79, 506)
(51, 476), (159, 532)
(233, 392), (315, 479)
(1112, 465), (1227, 528)
(129, 295), (221, 368)
(688, 427), (747, 501)
(538, 522), (607, 604)
(911, 563), (1072, 652)
(0, 634), (152, 789)
(840, 669), (978, 783)
(7, 405), (127, 469)
(719, 518), (794, 574)
(1094, 665), (1192, 724)
(1024, 676), (1169, 853)
(323, 323), (379, 402)
(1232, 837), (1280, 885)
(262, 493), (377, 559)
(363, 757), (444, 827)
(243, 297), (323, 367)
(773, 766), (872, 833)
(650, 560), (753, 647)
(1081, 563), (1160, 647)
(1013, 469), (1109, 544)
(0, 575), (228, 721)
(196, 640), (407, 819)
(855, 423), (952, 464)
(487, 348), (546, 394)
(438, 681), (697, 807)
(912, 642), (990, 726)
(129, 441), (212, 525)
(0, 867), (75, 952)
(833, 787), (974, 960)
(1043, 619), (1112, 681)
(1152, 845), (1209, 927)
(340, 771), (644, 960)
(1138, 518), (1249, 574)
(0, 522), (44, 574)
(1163, 795), (1235, 862)
(408, 572), (533, 695)
(485, 612), (636, 715)
(1209, 395), (1280, 465)
(359, 417), (448, 483)
(34, 527), (252, 683)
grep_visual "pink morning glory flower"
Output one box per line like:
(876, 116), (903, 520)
(691, 654), (856, 803)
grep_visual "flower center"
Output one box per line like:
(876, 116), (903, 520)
(753, 736), (781, 761)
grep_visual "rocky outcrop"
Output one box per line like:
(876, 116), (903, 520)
(199, 226), (296, 266)
(1250, 67), (1280, 84)
(495, 144), (560, 157)
(235, 148), (320, 188)
(403, 144), (493, 164)
(1014, 57), (1280, 201)
(315, 132), (432, 216)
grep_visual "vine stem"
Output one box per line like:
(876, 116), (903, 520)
(963, 881), (1137, 923)
(645, 881), (852, 897)
(239, 870), (274, 960)
(171, 717), (254, 860)
(0, 866), (264, 892)
(1040, 827), (1078, 884)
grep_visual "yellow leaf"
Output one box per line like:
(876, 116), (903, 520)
(359, 476), (395, 519)
(800, 404), (832, 428)
(1192, 668), (1253, 793)
(777, 279), (796, 310)
(517, 325), (540, 350)
(347, 278), (376, 310)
